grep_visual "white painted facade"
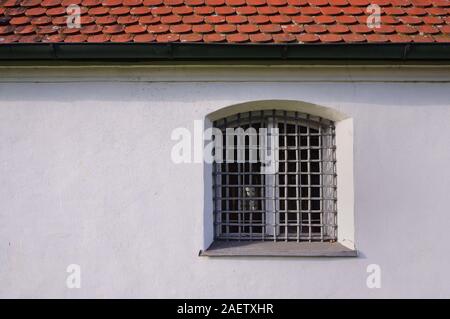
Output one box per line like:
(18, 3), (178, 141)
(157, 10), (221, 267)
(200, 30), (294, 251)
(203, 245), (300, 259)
(1, 64), (450, 298)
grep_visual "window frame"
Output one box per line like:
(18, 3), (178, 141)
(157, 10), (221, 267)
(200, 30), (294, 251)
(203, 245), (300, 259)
(200, 102), (357, 257)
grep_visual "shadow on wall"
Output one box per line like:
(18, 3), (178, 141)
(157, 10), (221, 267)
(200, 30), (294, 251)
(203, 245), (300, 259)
(1, 82), (449, 109)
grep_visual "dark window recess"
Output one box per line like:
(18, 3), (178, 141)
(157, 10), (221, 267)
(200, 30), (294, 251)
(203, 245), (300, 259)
(212, 110), (337, 242)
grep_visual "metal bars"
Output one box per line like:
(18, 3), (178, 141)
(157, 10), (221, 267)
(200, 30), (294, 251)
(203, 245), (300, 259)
(213, 110), (337, 242)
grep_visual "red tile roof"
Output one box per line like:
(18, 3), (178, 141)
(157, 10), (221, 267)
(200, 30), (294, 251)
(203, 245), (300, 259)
(0, 0), (449, 43)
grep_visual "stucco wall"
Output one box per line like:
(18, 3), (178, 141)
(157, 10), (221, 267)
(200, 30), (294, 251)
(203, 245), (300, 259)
(1, 65), (450, 298)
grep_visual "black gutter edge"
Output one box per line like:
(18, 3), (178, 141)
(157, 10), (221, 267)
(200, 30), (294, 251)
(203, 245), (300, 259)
(0, 42), (449, 62)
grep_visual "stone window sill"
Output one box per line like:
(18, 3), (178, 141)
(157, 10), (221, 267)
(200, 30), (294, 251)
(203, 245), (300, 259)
(199, 241), (358, 257)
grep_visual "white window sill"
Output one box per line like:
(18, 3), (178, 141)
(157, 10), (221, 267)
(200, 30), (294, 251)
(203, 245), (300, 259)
(199, 241), (358, 257)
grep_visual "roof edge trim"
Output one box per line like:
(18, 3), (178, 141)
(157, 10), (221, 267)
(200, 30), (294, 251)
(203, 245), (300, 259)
(0, 43), (449, 62)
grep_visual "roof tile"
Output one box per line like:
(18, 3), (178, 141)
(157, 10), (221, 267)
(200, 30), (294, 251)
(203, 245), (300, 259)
(96, 16), (118, 25)
(41, 0), (62, 7)
(131, 6), (152, 15)
(147, 24), (170, 33)
(179, 32), (202, 41)
(304, 24), (327, 33)
(270, 14), (291, 23)
(226, 15), (248, 23)
(117, 15), (139, 24)
(42, 33), (64, 41)
(203, 32), (226, 41)
(269, 0), (288, 6)
(417, 24), (440, 33)
(111, 33), (134, 42)
(365, 33), (388, 42)
(399, 16), (424, 24)
(125, 24), (147, 33)
(139, 15), (161, 24)
(194, 6), (215, 15)
(21, 0), (41, 7)
(0, 25), (14, 34)
(278, 6), (301, 15)
(320, 6), (342, 15)
(36, 25), (59, 34)
(142, 0), (162, 5)
(257, 6), (279, 15)
(330, 0), (349, 6)
(395, 24), (418, 34)
(0, 0), (448, 44)
(165, 0), (185, 4)
(247, 0), (266, 5)
(272, 32), (296, 41)
(350, 24), (372, 33)
(80, 24), (103, 34)
(204, 14), (226, 23)
(373, 25), (396, 33)
(226, 32), (249, 42)
(185, 0), (204, 5)
(88, 6), (110, 15)
(335, 15), (358, 24)
(297, 33), (320, 42)
(6, 7), (26, 15)
(282, 23), (303, 33)
(0, 34), (20, 42)
(292, 15), (314, 23)
(64, 34), (87, 42)
(412, 34), (435, 41)
(435, 34), (450, 41)
(160, 14), (183, 24)
(60, 0), (80, 5)
(103, 24), (125, 34)
(170, 23), (192, 32)
(308, 0), (328, 6)
(342, 33), (365, 41)
(215, 6), (235, 15)
(109, 6), (130, 15)
(206, 0), (225, 5)
(192, 23), (214, 33)
(133, 33), (155, 42)
(314, 15), (336, 24)
(327, 24), (350, 33)
(319, 33), (343, 42)
(226, 0), (246, 5)
(182, 14), (204, 23)
(172, 6), (194, 15)
(259, 23), (282, 33)
(248, 15), (270, 24)
(387, 34), (413, 42)
(123, 0), (143, 6)
(237, 23), (259, 33)
(30, 16), (52, 25)
(14, 24), (35, 33)
(249, 32), (273, 42)
(87, 33), (110, 42)
(9, 16), (30, 25)
(236, 6), (258, 15)
(423, 15), (444, 24)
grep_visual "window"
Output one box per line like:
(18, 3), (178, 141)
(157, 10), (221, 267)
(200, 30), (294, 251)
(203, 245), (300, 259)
(212, 110), (337, 243)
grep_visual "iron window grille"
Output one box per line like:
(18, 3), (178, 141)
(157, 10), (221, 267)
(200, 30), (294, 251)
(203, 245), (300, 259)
(212, 110), (337, 242)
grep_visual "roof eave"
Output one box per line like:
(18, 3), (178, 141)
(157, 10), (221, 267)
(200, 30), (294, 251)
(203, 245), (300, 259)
(0, 42), (449, 64)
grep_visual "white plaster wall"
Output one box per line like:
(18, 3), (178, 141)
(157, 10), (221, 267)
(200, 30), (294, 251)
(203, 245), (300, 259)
(1, 66), (450, 298)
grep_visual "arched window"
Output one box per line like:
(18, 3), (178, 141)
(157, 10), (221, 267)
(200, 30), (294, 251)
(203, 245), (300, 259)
(212, 110), (336, 243)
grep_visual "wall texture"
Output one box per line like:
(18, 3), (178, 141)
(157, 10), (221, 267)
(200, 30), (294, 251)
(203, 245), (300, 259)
(1, 65), (450, 298)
